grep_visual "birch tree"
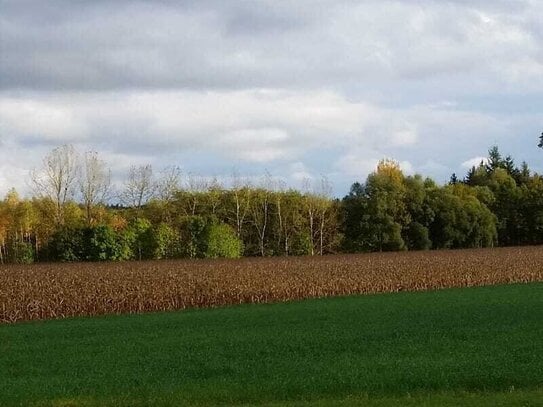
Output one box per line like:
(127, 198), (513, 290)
(157, 166), (181, 201)
(302, 178), (317, 255)
(120, 164), (155, 209)
(316, 176), (333, 255)
(230, 170), (252, 239)
(80, 151), (111, 225)
(31, 144), (79, 225)
(250, 173), (273, 256)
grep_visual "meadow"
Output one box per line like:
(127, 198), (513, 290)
(1, 283), (542, 406)
(1, 246), (542, 323)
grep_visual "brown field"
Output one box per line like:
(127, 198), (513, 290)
(1, 246), (542, 324)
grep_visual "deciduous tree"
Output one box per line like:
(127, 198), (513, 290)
(31, 144), (79, 225)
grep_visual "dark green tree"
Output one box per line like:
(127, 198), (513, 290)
(85, 225), (126, 261)
(122, 218), (153, 260)
(48, 227), (85, 261)
(404, 222), (431, 250)
(486, 146), (505, 173)
(449, 173), (459, 185)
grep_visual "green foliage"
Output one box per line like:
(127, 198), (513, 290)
(520, 175), (543, 244)
(151, 223), (179, 259)
(48, 227), (85, 261)
(85, 225), (126, 261)
(404, 222), (431, 250)
(205, 223), (243, 259)
(48, 226), (128, 262)
(123, 218), (153, 260)
(7, 241), (34, 264)
(1, 143), (542, 263)
(179, 216), (208, 258)
(342, 163), (408, 252)
(428, 188), (496, 249)
(290, 231), (314, 256)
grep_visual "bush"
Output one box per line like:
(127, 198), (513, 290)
(151, 223), (179, 259)
(85, 225), (125, 261)
(404, 222), (431, 250)
(8, 241), (35, 264)
(205, 223), (243, 259)
(48, 228), (85, 262)
(179, 216), (208, 258)
(290, 232), (313, 256)
(122, 218), (153, 260)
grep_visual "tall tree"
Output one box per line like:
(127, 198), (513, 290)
(226, 172), (252, 241)
(486, 146), (504, 173)
(120, 164), (155, 209)
(31, 144), (79, 225)
(80, 151), (111, 225)
(342, 160), (408, 252)
(250, 174), (273, 256)
(156, 166), (181, 201)
(302, 178), (319, 255)
(449, 173), (459, 185)
(315, 176), (333, 255)
(278, 190), (306, 255)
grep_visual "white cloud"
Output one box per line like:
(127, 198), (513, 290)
(288, 162), (314, 183)
(335, 154), (379, 179)
(461, 156), (488, 168)
(0, 98), (87, 142)
(390, 126), (418, 147)
(334, 151), (415, 180)
(0, 89), (376, 161)
(0, 87), (539, 196)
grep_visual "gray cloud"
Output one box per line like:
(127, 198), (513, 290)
(2, 0), (541, 92)
(0, 0), (541, 196)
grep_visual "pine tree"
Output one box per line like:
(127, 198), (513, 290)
(486, 146), (504, 173)
(504, 155), (520, 180)
(514, 161), (531, 186)
(449, 173), (458, 185)
(464, 166), (476, 185)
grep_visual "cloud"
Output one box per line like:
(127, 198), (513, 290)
(0, 0), (541, 197)
(461, 156), (488, 168)
(1, 87), (540, 196)
(0, 89), (374, 158)
(288, 162), (314, 183)
(334, 150), (415, 180)
(1, 0), (541, 92)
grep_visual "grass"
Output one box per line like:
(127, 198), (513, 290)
(1, 283), (542, 406)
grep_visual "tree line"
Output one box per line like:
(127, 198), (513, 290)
(0, 139), (542, 264)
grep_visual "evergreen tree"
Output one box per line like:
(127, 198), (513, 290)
(486, 146), (504, 173)
(449, 173), (458, 185)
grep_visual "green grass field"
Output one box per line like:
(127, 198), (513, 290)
(1, 283), (542, 406)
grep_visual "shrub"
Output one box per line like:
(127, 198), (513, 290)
(205, 223), (243, 259)
(405, 222), (431, 250)
(8, 241), (35, 264)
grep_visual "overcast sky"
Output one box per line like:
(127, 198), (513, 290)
(1, 0), (542, 196)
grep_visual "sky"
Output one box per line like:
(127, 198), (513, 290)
(0, 0), (542, 197)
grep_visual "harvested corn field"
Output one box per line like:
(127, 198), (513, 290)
(1, 246), (542, 323)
